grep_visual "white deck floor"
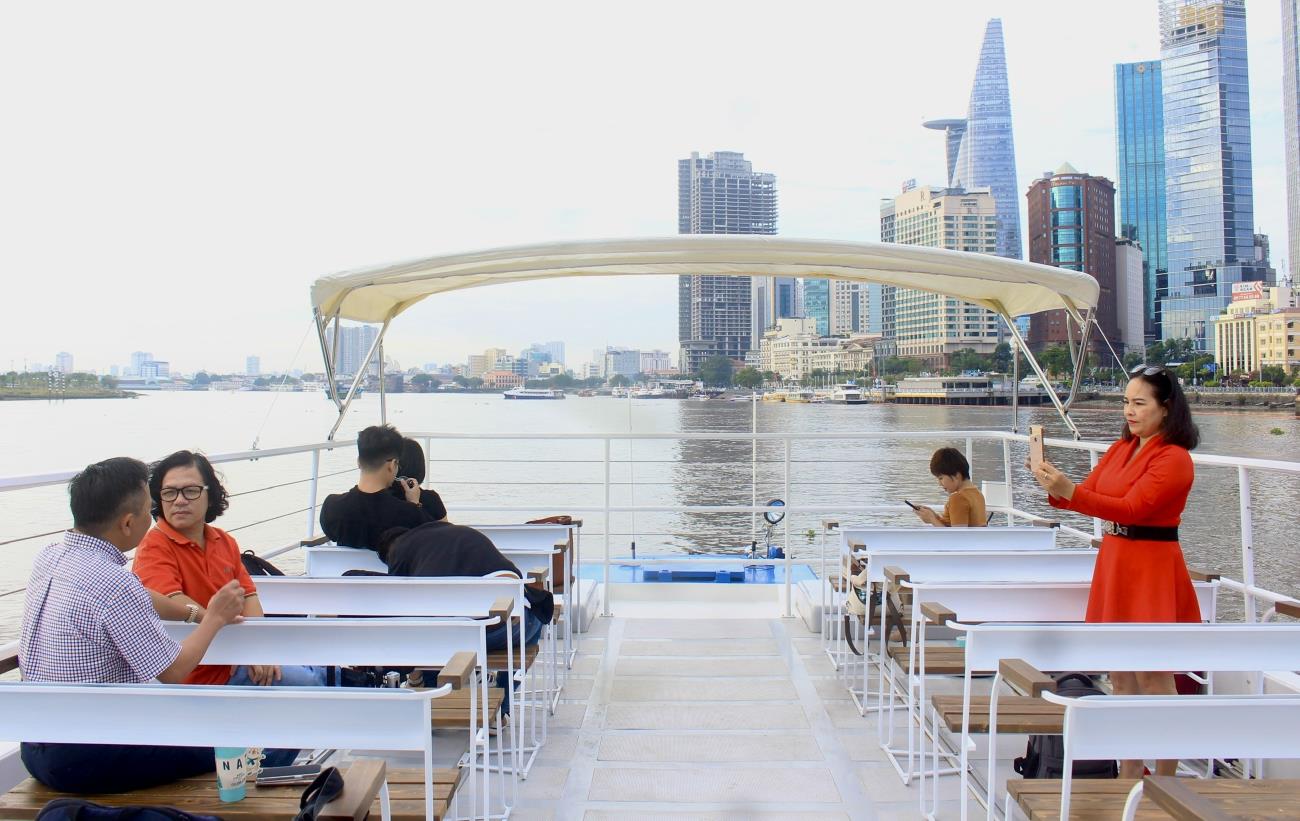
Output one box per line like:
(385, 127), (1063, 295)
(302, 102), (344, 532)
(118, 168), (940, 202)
(508, 614), (969, 820)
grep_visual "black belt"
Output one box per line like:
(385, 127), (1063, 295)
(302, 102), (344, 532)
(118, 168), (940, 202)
(1103, 522), (1179, 541)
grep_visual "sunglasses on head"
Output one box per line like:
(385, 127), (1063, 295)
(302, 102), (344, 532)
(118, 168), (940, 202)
(1129, 364), (1166, 377)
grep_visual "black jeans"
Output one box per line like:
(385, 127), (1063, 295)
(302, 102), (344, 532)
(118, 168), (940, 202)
(20, 742), (299, 794)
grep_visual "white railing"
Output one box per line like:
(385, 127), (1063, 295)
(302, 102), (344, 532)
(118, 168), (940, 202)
(2, 430), (1297, 620)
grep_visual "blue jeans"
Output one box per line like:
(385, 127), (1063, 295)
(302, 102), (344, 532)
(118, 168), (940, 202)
(20, 742), (297, 794)
(228, 665), (327, 687)
(484, 610), (543, 714)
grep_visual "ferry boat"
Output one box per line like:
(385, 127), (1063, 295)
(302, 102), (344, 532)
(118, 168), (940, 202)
(831, 380), (868, 404)
(893, 374), (1054, 406)
(4, 237), (1298, 820)
(502, 387), (565, 400)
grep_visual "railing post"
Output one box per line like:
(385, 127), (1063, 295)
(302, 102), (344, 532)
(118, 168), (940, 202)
(783, 437), (792, 618)
(422, 437), (432, 487)
(964, 437), (974, 474)
(1088, 449), (1102, 541)
(602, 438), (611, 617)
(1000, 436), (1014, 524)
(1239, 466), (1257, 622)
(305, 449), (321, 539)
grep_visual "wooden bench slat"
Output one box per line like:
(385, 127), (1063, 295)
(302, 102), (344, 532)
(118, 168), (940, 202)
(931, 694), (1066, 734)
(1008, 779), (1169, 821)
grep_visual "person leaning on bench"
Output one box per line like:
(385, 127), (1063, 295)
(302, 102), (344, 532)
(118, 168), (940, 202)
(320, 425), (437, 550)
(134, 449), (326, 689)
(1028, 363), (1202, 779)
(18, 457), (248, 794)
(912, 447), (987, 528)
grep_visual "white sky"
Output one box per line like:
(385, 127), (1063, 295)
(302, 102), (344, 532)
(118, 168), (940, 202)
(0, 0), (1289, 374)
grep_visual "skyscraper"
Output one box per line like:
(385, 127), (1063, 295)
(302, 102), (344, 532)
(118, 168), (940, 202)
(803, 279), (830, 336)
(922, 119), (968, 187)
(879, 185), (1002, 367)
(1160, 0), (1269, 350)
(325, 324), (380, 379)
(1026, 164), (1120, 357)
(1115, 60), (1167, 342)
(677, 151), (777, 373)
(951, 18), (1023, 260)
(1285, 0), (1300, 280)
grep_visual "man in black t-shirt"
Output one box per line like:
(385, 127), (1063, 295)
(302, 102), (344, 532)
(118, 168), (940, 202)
(319, 425), (434, 549)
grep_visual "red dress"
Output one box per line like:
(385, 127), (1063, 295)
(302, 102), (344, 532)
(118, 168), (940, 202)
(1049, 434), (1202, 623)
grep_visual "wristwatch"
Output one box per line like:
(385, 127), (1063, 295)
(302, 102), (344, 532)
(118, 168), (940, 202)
(184, 603), (201, 624)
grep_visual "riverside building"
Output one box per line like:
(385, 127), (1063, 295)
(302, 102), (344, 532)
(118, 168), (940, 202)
(1212, 284), (1300, 375)
(1159, 0), (1270, 350)
(1115, 60), (1167, 342)
(878, 185), (1001, 368)
(677, 151), (777, 373)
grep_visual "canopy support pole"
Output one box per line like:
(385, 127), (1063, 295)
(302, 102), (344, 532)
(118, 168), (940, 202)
(327, 317), (391, 441)
(314, 310), (342, 410)
(1000, 311), (1081, 439)
(1010, 331), (1020, 434)
(378, 339), (387, 425)
(1063, 308), (1095, 413)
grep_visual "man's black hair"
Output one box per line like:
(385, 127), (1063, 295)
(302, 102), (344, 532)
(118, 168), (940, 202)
(69, 457), (149, 532)
(398, 438), (427, 484)
(148, 450), (230, 523)
(1122, 369), (1201, 450)
(929, 447), (971, 480)
(357, 425), (405, 471)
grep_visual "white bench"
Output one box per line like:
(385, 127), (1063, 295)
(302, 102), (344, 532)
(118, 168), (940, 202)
(944, 622), (1300, 821)
(1027, 692), (1300, 821)
(0, 682), (454, 821)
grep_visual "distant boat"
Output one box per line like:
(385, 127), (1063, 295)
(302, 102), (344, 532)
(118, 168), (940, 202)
(503, 387), (565, 400)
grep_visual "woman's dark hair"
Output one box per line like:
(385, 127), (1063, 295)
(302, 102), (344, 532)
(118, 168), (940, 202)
(148, 450), (230, 523)
(398, 438), (427, 484)
(357, 424), (405, 470)
(929, 447), (971, 480)
(69, 457), (150, 531)
(1123, 368), (1200, 450)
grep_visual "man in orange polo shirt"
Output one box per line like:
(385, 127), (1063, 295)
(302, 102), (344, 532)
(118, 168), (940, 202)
(134, 449), (325, 688)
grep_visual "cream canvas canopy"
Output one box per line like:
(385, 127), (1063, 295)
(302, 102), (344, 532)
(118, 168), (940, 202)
(311, 236), (1101, 438)
(311, 236), (1099, 324)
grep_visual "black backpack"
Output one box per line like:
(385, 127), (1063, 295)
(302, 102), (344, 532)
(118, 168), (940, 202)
(37, 799), (220, 821)
(241, 550), (284, 577)
(1012, 672), (1119, 780)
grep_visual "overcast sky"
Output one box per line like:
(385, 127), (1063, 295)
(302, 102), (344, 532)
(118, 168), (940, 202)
(0, 0), (1290, 374)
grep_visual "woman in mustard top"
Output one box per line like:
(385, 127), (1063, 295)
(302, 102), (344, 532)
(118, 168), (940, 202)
(914, 447), (988, 527)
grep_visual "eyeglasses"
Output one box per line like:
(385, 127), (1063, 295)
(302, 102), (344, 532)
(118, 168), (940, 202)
(1128, 364), (1166, 377)
(159, 485), (207, 502)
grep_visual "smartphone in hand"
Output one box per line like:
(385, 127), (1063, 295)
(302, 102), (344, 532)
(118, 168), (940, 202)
(903, 499), (919, 510)
(1028, 425), (1045, 471)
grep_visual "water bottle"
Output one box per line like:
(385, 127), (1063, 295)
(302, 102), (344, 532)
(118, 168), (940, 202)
(384, 671), (400, 688)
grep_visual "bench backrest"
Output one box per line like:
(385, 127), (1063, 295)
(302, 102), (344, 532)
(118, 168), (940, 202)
(864, 550), (1097, 584)
(464, 524), (571, 552)
(962, 623), (1300, 673)
(163, 618), (490, 667)
(842, 526), (1057, 555)
(303, 545), (386, 576)
(0, 682), (445, 752)
(256, 575), (525, 620)
(909, 580), (1218, 624)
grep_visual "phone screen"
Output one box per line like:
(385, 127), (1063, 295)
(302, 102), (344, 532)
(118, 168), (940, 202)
(1028, 425), (1045, 471)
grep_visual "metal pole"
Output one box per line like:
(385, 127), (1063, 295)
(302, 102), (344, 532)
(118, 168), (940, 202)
(1011, 335), (1020, 434)
(1089, 450), (1102, 541)
(377, 339), (387, 425)
(305, 448), (321, 538)
(1002, 312), (1081, 439)
(964, 437), (974, 475)
(328, 318), (390, 440)
(1000, 436), (1014, 523)
(783, 437), (792, 618)
(1239, 466), (1257, 622)
(422, 437), (432, 488)
(751, 391), (758, 543)
(601, 438), (611, 617)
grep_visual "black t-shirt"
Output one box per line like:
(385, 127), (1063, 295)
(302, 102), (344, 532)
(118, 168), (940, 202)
(319, 486), (433, 550)
(388, 481), (447, 521)
(384, 521), (554, 623)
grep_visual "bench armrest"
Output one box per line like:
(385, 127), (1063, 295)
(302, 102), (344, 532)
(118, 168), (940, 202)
(438, 651), (476, 691)
(1031, 519), (1060, 528)
(1276, 600), (1300, 620)
(919, 601), (956, 626)
(527, 567), (550, 585)
(489, 596), (514, 623)
(300, 535), (331, 547)
(554, 540), (569, 554)
(821, 520), (839, 531)
(1000, 658), (1054, 697)
(1188, 567), (1221, 582)
(847, 540), (865, 552)
(319, 759), (386, 821)
(884, 566), (909, 585)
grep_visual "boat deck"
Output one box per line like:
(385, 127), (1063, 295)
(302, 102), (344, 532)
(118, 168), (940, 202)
(504, 614), (964, 820)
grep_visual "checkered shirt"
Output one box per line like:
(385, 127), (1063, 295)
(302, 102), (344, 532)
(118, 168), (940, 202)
(19, 531), (180, 683)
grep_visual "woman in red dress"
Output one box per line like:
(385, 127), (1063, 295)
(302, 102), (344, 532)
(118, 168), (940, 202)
(1030, 364), (1201, 779)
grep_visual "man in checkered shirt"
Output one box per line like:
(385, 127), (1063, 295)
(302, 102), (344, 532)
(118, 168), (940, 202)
(18, 457), (246, 794)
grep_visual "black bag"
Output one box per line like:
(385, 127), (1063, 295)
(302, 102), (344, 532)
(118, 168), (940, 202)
(1012, 673), (1118, 780)
(240, 550), (284, 577)
(37, 799), (220, 821)
(293, 766), (344, 821)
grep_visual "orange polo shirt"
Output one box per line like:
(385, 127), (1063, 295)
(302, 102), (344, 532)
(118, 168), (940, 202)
(133, 519), (258, 685)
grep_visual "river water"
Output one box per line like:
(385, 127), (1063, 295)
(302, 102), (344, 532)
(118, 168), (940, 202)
(1, 391), (1297, 636)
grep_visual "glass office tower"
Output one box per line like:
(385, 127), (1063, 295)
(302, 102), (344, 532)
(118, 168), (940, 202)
(1115, 60), (1167, 343)
(803, 279), (830, 336)
(1159, 0), (1268, 350)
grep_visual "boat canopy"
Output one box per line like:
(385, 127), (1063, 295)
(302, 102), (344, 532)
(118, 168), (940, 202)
(310, 236), (1100, 324)
(311, 236), (1102, 439)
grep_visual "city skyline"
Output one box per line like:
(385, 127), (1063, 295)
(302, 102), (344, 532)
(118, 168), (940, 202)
(1, 1), (1291, 373)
